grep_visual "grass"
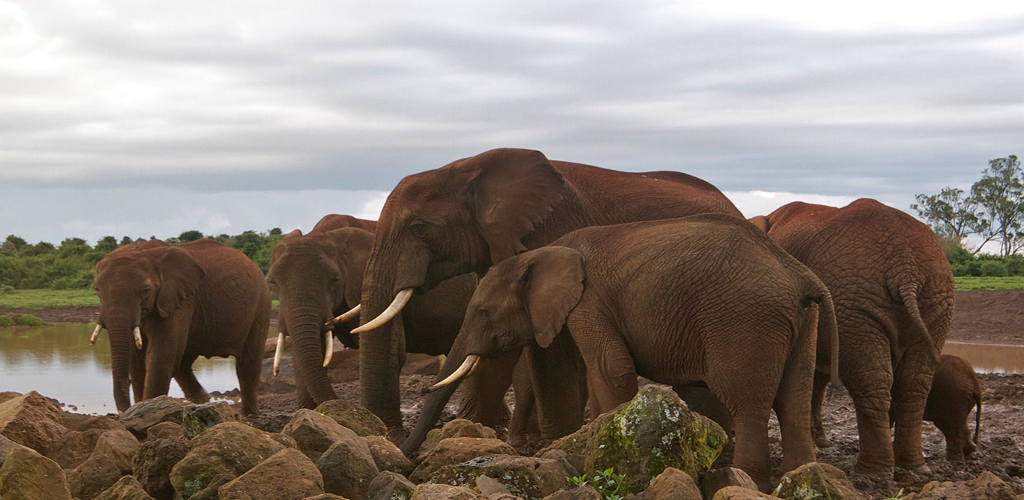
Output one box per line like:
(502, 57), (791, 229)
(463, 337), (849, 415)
(954, 276), (1024, 290)
(0, 288), (280, 311)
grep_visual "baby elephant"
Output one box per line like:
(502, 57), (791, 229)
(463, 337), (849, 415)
(925, 354), (982, 461)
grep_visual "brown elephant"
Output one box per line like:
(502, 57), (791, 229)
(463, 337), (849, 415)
(266, 214), (482, 415)
(749, 198), (955, 476)
(93, 239), (270, 415)
(354, 147), (744, 442)
(923, 354), (981, 462)
(416, 215), (838, 491)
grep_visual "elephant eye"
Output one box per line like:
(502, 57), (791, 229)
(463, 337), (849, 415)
(409, 222), (428, 239)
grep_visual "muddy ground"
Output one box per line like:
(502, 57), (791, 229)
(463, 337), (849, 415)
(4, 290), (1023, 499)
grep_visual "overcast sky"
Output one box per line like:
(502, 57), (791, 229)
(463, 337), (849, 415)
(1, 0), (1021, 245)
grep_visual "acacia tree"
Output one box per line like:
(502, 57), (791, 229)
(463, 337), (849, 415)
(910, 187), (983, 243)
(972, 155), (1024, 256)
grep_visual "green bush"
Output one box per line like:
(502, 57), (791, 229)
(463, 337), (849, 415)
(0, 315), (15, 327)
(16, 314), (43, 326)
(980, 260), (1009, 277)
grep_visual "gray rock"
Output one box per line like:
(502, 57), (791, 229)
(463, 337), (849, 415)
(133, 437), (189, 500)
(701, 468), (759, 500)
(218, 447), (325, 500)
(541, 486), (603, 500)
(416, 419), (498, 460)
(0, 390), (68, 454)
(0, 446), (73, 500)
(47, 428), (108, 470)
(713, 486), (781, 499)
(67, 429), (141, 500)
(316, 434), (380, 500)
(639, 467), (701, 500)
(365, 435), (415, 477)
(410, 438), (517, 483)
(773, 462), (865, 500)
(181, 401), (240, 439)
(430, 455), (570, 500)
(410, 483), (483, 500)
(143, 421), (183, 441)
(169, 422), (291, 499)
(119, 396), (188, 439)
(367, 471), (416, 500)
(94, 475), (157, 500)
(284, 408), (361, 462)
(905, 470), (1018, 500)
(315, 400), (388, 438)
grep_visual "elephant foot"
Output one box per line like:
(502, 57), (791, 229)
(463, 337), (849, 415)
(813, 435), (833, 449)
(386, 425), (408, 446)
(893, 464), (933, 486)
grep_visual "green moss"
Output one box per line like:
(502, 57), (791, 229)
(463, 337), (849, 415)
(16, 315), (42, 326)
(0, 315), (15, 327)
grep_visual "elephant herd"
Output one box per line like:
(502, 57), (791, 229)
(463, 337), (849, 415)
(92, 147), (958, 491)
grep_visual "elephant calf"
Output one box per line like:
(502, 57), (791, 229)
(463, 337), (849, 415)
(924, 354), (982, 462)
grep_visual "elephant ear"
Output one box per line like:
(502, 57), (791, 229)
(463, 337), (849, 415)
(468, 148), (565, 265)
(152, 246), (205, 318)
(325, 227), (374, 307)
(518, 246), (585, 348)
(748, 215), (771, 233)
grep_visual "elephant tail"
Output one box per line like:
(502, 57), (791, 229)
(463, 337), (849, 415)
(808, 284), (840, 388)
(973, 389), (982, 445)
(897, 281), (941, 365)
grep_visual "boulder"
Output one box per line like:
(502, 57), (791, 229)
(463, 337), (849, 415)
(133, 437), (189, 500)
(284, 408), (361, 462)
(0, 390), (68, 453)
(94, 475), (157, 500)
(119, 396), (188, 439)
(905, 471), (1018, 500)
(316, 434), (380, 500)
(430, 455), (570, 500)
(537, 449), (582, 477)
(67, 429), (141, 500)
(218, 448), (325, 500)
(144, 421), (183, 441)
(416, 419), (498, 459)
(303, 495), (349, 500)
(410, 437), (517, 483)
(410, 483), (483, 500)
(541, 486), (603, 500)
(48, 427), (108, 469)
(181, 402), (240, 439)
(713, 486), (782, 499)
(367, 471), (416, 500)
(701, 468), (759, 500)
(0, 434), (29, 468)
(0, 446), (73, 500)
(75, 416), (127, 432)
(773, 463), (865, 500)
(315, 400), (388, 437)
(475, 475), (513, 497)
(639, 467), (701, 500)
(541, 386), (726, 494)
(365, 435), (414, 476)
(169, 422), (292, 499)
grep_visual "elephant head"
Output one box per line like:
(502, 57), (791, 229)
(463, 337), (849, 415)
(93, 241), (204, 412)
(267, 226), (374, 408)
(401, 246), (584, 454)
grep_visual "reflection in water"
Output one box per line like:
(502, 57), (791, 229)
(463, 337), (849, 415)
(943, 342), (1024, 375)
(0, 323), (268, 414)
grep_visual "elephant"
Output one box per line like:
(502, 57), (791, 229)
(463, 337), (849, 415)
(412, 215), (839, 491)
(923, 354), (981, 462)
(749, 198), (955, 476)
(354, 147), (744, 442)
(266, 214), (491, 420)
(93, 238), (271, 415)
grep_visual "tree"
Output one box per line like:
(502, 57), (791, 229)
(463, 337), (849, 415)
(95, 236), (118, 253)
(911, 187), (983, 243)
(58, 237), (90, 258)
(972, 155), (1024, 256)
(120, 236), (134, 246)
(5, 235), (27, 249)
(179, 230), (205, 242)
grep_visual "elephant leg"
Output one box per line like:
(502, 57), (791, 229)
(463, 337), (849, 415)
(234, 323), (266, 416)
(130, 348), (146, 405)
(772, 332), (817, 474)
(843, 335), (895, 475)
(810, 369), (831, 448)
(573, 325), (638, 417)
(525, 333), (588, 440)
(174, 352), (210, 403)
(674, 384), (734, 435)
(890, 350), (934, 470)
(456, 349), (517, 429)
(509, 356), (540, 450)
(731, 410), (773, 492)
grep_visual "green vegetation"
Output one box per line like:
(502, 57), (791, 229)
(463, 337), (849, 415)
(568, 468), (629, 500)
(0, 313), (45, 326)
(954, 276), (1024, 290)
(0, 289), (101, 308)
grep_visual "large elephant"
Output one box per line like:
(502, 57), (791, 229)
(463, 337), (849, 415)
(355, 147), (743, 441)
(749, 198), (955, 476)
(266, 214), (482, 415)
(93, 239), (270, 415)
(415, 215), (838, 491)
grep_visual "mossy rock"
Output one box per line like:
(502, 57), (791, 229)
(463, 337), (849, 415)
(16, 315), (43, 327)
(0, 315), (15, 327)
(314, 400), (387, 437)
(543, 386), (726, 494)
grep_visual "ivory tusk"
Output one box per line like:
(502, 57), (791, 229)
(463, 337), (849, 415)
(429, 355), (479, 392)
(90, 324), (102, 346)
(133, 326), (143, 350)
(351, 289), (413, 334)
(273, 332), (284, 376)
(323, 330), (334, 368)
(326, 304), (362, 327)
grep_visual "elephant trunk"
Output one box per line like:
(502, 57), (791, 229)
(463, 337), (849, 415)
(286, 306), (338, 407)
(106, 319), (137, 413)
(400, 336), (472, 456)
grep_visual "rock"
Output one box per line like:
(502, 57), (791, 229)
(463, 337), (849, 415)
(430, 455), (569, 500)
(713, 486), (781, 499)
(315, 400), (388, 437)
(133, 437), (189, 500)
(316, 434), (380, 500)
(0, 434), (29, 468)
(905, 470), (1018, 500)
(701, 468), (759, 500)
(218, 448), (325, 500)
(303, 495), (349, 500)
(639, 467), (701, 500)
(144, 421), (183, 441)
(48, 428), (108, 470)
(68, 429), (141, 500)
(0, 390), (68, 453)
(542, 486), (603, 500)
(365, 435), (415, 476)
(169, 422), (292, 499)
(78, 416), (128, 432)
(417, 419), (498, 459)
(283, 408), (361, 461)
(541, 386), (726, 494)
(773, 463), (865, 500)
(410, 483), (483, 500)
(181, 401), (241, 439)
(537, 449), (582, 478)
(367, 471), (416, 500)
(119, 396), (188, 439)
(0, 446), (73, 500)
(0, 392), (22, 405)
(94, 475), (157, 500)
(475, 475), (512, 497)
(409, 437), (517, 483)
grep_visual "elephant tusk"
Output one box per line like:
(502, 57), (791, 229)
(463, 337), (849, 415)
(90, 324), (102, 346)
(133, 326), (143, 350)
(429, 355), (479, 392)
(351, 289), (413, 334)
(323, 330), (334, 368)
(273, 332), (285, 376)
(325, 304), (361, 327)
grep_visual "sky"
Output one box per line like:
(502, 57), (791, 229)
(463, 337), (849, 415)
(1, 0), (1022, 245)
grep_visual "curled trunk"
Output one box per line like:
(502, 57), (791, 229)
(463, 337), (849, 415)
(287, 307), (338, 407)
(400, 338), (470, 456)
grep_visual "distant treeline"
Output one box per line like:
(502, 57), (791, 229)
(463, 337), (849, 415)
(0, 230), (284, 290)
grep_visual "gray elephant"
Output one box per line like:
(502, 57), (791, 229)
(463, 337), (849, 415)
(412, 215), (839, 491)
